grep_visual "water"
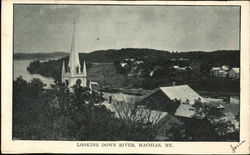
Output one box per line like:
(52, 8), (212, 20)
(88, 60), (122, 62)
(14, 60), (54, 87)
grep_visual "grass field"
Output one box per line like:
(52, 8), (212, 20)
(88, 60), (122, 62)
(88, 63), (131, 88)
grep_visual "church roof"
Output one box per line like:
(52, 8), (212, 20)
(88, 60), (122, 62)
(68, 17), (81, 74)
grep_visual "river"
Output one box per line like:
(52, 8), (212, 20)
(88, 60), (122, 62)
(14, 60), (54, 87)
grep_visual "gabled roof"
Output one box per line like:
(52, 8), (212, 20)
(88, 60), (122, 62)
(211, 67), (221, 70)
(218, 70), (226, 73)
(221, 65), (229, 70)
(174, 103), (196, 118)
(231, 68), (239, 73)
(159, 85), (205, 104)
(101, 102), (168, 124)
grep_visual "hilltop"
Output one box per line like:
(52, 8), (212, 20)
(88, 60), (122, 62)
(15, 48), (240, 67)
(25, 48), (240, 91)
(80, 48), (239, 66)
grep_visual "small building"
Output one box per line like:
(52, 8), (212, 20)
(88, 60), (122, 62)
(134, 61), (144, 65)
(217, 70), (228, 77)
(139, 84), (205, 114)
(100, 102), (182, 140)
(89, 81), (99, 90)
(149, 70), (154, 77)
(210, 67), (221, 77)
(210, 66), (239, 79)
(228, 68), (240, 79)
(120, 62), (128, 67)
(179, 67), (187, 71)
(221, 65), (229, 71)
(173, 65), (180, 70)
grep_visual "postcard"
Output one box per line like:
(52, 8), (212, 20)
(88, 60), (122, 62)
(1, 0), (249, 154)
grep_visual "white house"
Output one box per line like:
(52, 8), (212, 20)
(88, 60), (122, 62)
(120, 62), (128, 67)
(217, 70), (228, 77)
(228, 68), (240, 79)
(221, 65), (229, 71)
(210, 67), (221, 77)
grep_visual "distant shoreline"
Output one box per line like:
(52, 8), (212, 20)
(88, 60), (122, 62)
(13, 48), (240, 61)
(13, 52), (68, 60)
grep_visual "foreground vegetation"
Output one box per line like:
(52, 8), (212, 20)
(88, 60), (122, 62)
(13, 77), (239, 141)
(13, 77), (158, 140)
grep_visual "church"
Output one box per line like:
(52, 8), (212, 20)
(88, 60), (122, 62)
(61, 18), (87, 88)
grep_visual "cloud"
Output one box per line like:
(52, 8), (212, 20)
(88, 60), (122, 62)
(14, 5), (240, 53)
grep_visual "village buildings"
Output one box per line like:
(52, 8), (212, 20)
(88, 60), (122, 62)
(228, 68), (240, 79)
(210, 65), (239, 79)
(59, 18), (239, 141)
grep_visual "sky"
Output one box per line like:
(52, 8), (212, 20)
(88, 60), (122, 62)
(14, 5), (240, 53)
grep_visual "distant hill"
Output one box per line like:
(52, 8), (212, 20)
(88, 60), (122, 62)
(14, 48), (240, 66)
(77, 48), (239, 67)
(25, 48), (240, 81)
(14, 52), (68, 60)
(84, 48), (171, 62)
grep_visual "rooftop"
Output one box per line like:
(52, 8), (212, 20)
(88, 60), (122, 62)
(174, 103), (196, 118)
(160, 85), (205, 104)
(231, 68), (239, 73)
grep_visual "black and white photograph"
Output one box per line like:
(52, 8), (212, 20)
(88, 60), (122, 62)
(12, 4), (241, 141)
(2, 1), (250, 154)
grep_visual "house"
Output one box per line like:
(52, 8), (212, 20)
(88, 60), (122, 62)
(179, 67), (187, 71)
(173, 66), (192, 71)
(100, 101), (183, 140)
(139, 84), (205, 114)
(221, 65), (229, 71)
(217, 70), (228, 77)
(210, 67), (221, 77)
(125, 58), (135, 62)
(149, 70), (154, 77)
(134, 61), (144, 65)
(228, 68), (240, 79)
(210, 65), (239, 78)
(173, 65), (180, 70)
(138, 84), (239, 140)
(210, 66), (228, 78)
(120, 62), (128, 67)
(89, 81), (99, 90)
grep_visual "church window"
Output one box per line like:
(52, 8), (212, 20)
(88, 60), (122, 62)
(65, 80), (69, 86)
(76, 79), (82, 85)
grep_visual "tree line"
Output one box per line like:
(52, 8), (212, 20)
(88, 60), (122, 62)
(13, 77), (239, 141)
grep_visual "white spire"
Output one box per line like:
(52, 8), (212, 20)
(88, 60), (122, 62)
(68, 16), (81, 75)
(89, 80), (92, 91)
(62, 61), (65, 74)
(83, 60), (87, 77)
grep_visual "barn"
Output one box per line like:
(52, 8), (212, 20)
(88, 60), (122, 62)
(139, 84), (205, 114)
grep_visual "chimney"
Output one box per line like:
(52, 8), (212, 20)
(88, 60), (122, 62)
(172, 82), (176, 86)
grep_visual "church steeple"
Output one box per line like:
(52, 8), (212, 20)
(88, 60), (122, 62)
(61, 15), (87, 88)
(62, 61), (65, 74)
(68, 16), (81, 75)
(83, 60), (87, 77)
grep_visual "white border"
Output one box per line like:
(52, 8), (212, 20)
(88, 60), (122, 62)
(1, 1), (250, 154)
